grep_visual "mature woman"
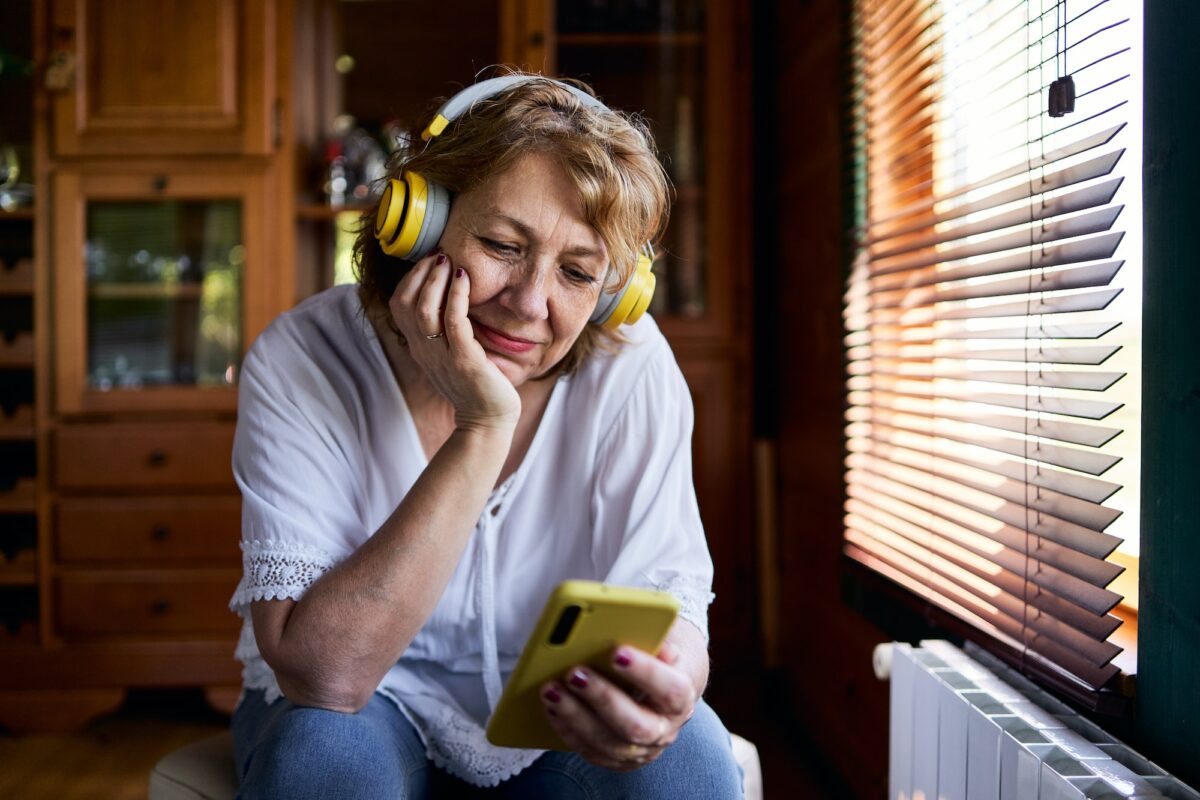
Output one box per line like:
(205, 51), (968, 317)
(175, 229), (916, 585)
(228, 73), (743, 798)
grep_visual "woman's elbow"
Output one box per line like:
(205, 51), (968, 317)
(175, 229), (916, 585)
(274, 668), (375, 714)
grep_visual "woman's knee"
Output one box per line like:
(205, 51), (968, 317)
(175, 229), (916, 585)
(238, 703), (415, 799)
(652, 701), (744, 797)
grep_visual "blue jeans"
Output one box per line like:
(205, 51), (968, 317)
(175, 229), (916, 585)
(232, 688), (744, 799)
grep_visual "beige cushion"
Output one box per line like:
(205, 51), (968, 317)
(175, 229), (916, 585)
(148, 732), (237, 800)
(148, 728), (764, 800)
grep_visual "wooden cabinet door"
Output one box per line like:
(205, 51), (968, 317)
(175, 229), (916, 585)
(49, 0), (276, 157)
(51, 165), (276, 414)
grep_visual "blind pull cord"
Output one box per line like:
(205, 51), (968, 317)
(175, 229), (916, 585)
(1050, 0), (1077, 117)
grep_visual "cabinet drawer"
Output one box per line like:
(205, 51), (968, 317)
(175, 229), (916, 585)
(56, 571), (241, 638)
(56, 497), (241, 563)
(55, 422), (236, 490)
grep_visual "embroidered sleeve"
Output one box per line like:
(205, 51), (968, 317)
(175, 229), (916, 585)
(228, 538), (340, 614)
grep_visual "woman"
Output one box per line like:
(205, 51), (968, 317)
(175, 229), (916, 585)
(228, 74), (743, 798)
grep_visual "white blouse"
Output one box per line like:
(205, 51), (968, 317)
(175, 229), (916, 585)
(228, 284), (715, 786)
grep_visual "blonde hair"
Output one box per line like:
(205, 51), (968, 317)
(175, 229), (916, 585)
(354, 72), (672, 375)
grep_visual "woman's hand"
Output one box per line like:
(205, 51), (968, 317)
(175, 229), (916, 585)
(539, 640), (698, 772)
(388, 251), (521, 432)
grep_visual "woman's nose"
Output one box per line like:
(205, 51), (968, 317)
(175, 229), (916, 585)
(500, 264), (550, 320)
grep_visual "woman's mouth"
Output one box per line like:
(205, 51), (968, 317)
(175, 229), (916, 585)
(471, 320), (538, 354)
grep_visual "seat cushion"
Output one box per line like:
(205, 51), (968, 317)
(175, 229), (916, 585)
(148, 732), (238, 800)
(730, 732), (764, 800)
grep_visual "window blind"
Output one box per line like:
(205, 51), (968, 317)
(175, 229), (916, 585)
(845, 0), (1139, 693)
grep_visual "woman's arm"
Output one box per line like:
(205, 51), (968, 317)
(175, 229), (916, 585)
(250, 253), (520, 713)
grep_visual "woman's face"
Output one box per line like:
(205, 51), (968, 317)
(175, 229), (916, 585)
(437, 152), (609, 386)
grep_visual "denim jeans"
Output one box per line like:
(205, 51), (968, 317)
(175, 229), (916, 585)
(232, 688), (744, 799)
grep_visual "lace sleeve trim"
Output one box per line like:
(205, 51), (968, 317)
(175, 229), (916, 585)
(228, 538), (339, 612)
(652, 573), (715, 641)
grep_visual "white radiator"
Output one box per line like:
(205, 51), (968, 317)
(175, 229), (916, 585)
(879, 641), (1199, 800)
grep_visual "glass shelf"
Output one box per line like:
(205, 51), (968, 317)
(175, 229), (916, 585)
(84, 200), (243, 391)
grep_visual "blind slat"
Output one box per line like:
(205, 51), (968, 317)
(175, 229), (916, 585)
(849, 407), (1123, 475)
(859, 260), (1123, 309)
(848, 457), (1123, 560)
(845, 499), (1123, 641)
(867, 232), (1125, 293)
(859, 379), (1125, 421)
(867, 124), (1125, 228)
(864, 383), (1123, 434)
(851, 438), (1122, 531)
(870, 162), (1123, 252)
(852, 422), (1122, 504)
(846, 515), (1122, 668)
(851, 363), (1126, 392)
(846, 471), (1124, 596)
(871, 206), (1124, 278)
(850, 287), (1123, 326)
(845, 477), (1124, 609)
(871, 177), (1124, 259)
(844, 539), (1121, 688)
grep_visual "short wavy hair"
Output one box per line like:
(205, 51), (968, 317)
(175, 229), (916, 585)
(353, 72), (672, 376)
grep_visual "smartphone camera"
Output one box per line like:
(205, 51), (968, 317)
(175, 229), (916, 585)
(547, 604), (582, 645)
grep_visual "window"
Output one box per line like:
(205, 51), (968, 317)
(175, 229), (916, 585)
(845, 0), (1141, 696)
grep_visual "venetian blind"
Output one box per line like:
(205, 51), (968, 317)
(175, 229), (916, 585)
(844, 0), (1140, 692)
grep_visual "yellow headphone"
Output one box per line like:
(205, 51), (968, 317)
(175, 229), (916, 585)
(373, 76), (656, 331)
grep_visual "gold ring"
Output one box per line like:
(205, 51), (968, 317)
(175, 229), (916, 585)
(425, 332), (445, 340)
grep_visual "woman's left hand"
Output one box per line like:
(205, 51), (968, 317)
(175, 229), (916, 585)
(540, 640), (698, 772)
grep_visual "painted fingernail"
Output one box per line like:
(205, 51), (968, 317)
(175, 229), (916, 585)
(544, 688), (561, 704)
(436, 253), (447, 265)
(569, 670), (589, 690)
(614, 648), (633, 668)
(455, 267), (464, 278)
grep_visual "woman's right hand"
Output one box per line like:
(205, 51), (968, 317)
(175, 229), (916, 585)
(388, 251), (521, 432)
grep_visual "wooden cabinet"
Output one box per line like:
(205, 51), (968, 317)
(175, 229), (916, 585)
(50, 167), (274, 415)
(0, 0), (287, 731)
(48, 0), (277, 157)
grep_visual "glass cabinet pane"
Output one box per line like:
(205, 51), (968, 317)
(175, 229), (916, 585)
(84, 201), (243, 390)
(557, 0), (708, 318)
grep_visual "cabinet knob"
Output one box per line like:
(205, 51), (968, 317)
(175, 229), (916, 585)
(152, 175), (169, 193)
(150, 525), (171, 542)
(149, 599), (172, 616)
(529, 31), (545, 46)
(147, 449), (168, 467)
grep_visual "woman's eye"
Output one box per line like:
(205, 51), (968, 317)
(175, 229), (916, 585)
(565, 267), (596, 285)
(481, 238), (519, 256)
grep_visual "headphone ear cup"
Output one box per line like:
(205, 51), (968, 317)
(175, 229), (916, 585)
(374, 171), (451, 260)
(591, 248), (656, 330)
(408, 179), (450, 261)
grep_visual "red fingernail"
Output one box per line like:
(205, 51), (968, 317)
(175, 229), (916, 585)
(455, 267), (464, 278)
(544, 688), (561, 704)
(436, 253), (447, 265)
(614, 649), (632, 668)
(569, 670), (588, 690)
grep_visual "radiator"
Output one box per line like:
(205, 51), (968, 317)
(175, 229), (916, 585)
(878, 641), (1199, 800)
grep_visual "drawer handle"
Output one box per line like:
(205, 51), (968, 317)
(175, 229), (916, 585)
(149, 599), (172, 616)
(147, 449), (169, 468)
(150, 525), (171, 542)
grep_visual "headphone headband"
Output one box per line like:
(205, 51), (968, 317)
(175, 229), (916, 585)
(421, 76), (609, 141)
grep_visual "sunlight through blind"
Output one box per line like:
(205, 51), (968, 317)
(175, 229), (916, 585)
(845, 0), (1141, 693)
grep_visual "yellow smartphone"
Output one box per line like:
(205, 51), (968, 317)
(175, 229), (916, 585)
(485, 579), (679, 750)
